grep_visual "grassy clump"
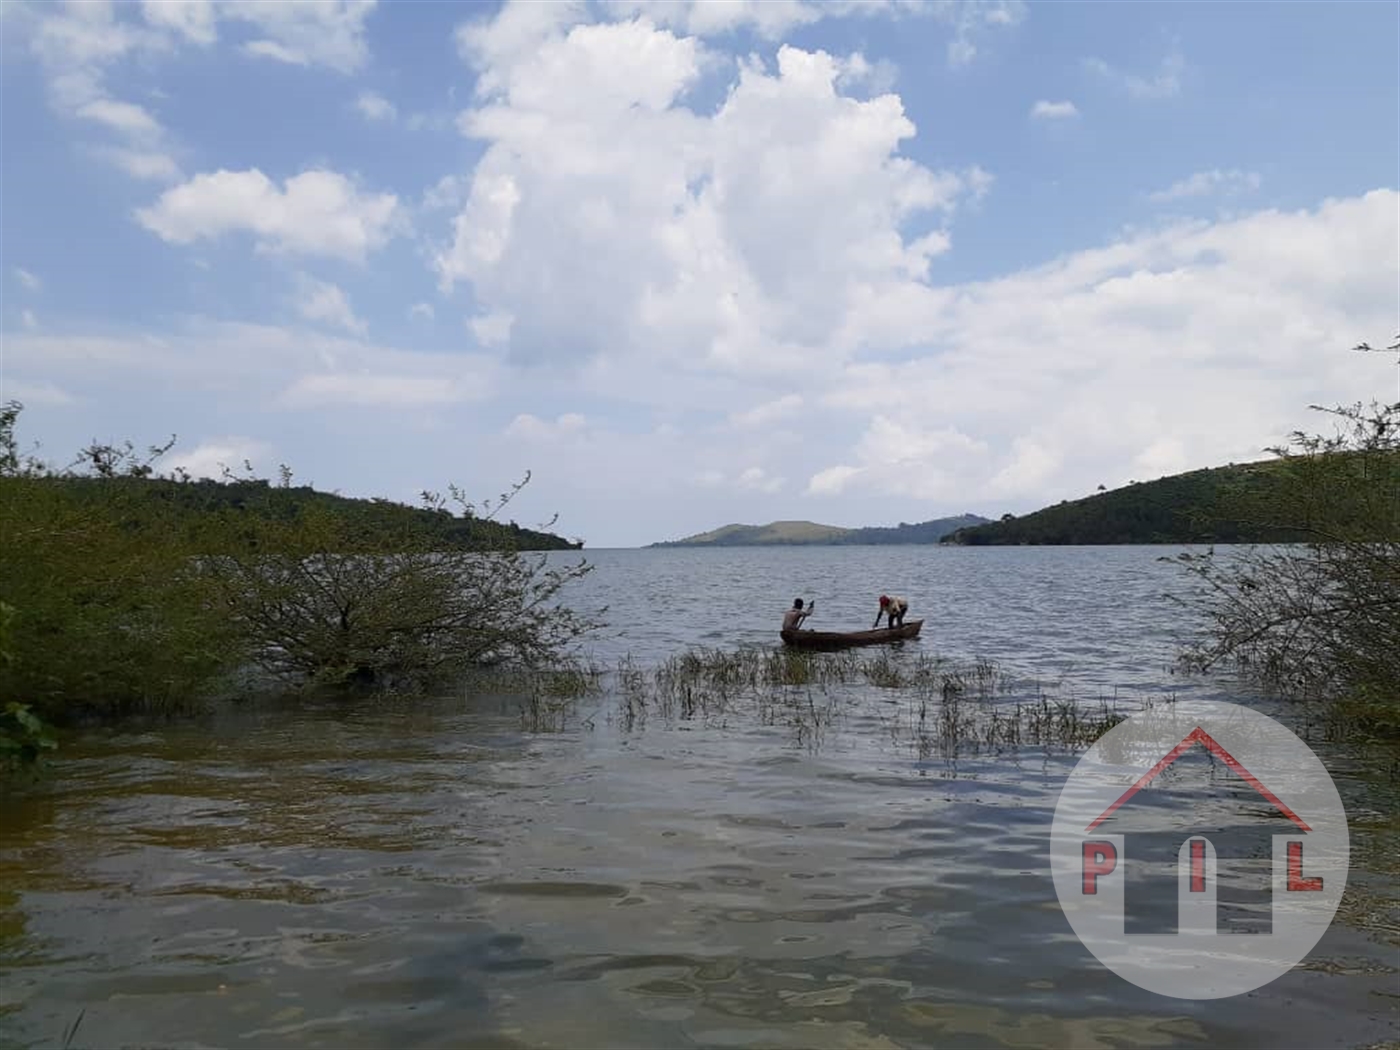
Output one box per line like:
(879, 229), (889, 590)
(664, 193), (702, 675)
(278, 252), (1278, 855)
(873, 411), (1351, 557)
(477, 645), (1134, 756)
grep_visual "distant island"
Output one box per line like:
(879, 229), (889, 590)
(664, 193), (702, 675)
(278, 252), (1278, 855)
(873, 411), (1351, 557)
(649, 515), (989, 548)
(940, 460), (1312, 546)
(651, 455), (1370, 550)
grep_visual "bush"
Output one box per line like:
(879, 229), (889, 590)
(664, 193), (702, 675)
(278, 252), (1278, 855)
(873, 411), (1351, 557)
(0, 402), (600, 717)
(200, 478), (599, 689)
(1172, 339), (1400, 733)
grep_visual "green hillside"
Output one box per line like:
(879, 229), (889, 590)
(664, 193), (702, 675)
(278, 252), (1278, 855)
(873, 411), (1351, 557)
(652, 520), (851, 546)
(30, 475), (583, 551)
(836, 515), (989, 545)
(939, 460), (1317, 546)
(650, 514), (988, 547)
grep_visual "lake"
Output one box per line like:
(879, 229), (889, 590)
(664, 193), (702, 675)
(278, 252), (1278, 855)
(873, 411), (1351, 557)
(2, 546), (1397, 1049)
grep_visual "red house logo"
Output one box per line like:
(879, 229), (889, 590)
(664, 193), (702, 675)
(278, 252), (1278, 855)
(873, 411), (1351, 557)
(1051, 701), (1349, 1000)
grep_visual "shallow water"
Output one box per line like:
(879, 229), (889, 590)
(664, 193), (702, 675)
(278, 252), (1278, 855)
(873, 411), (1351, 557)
(2, 546), (1397, 1049)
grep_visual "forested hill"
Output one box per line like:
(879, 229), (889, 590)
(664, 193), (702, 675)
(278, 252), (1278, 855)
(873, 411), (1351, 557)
(939, 461), (1311, 546)
(32, 476), (583, 551)
(650, 514), (989, 547)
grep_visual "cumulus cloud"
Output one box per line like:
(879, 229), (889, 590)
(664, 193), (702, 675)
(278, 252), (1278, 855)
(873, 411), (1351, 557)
(135, 168), (401, 260)
(20, 309), (39, 330)
(165, 437), (273, 480)
(355, 90), (397, 122)
(294, 274), (367, 334)
(1148, 168), (1262, 203)
(805, 190), (1399, 507)
(1030, 99), (1078, 120)
(436, 19), (990, 376)
(805, 416), (990, 499)
(408, 302), (435, 322)
(13, 268), (42, 292)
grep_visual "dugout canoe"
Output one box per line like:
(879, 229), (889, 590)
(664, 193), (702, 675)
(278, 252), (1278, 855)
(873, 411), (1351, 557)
(780, 619), (924, 650)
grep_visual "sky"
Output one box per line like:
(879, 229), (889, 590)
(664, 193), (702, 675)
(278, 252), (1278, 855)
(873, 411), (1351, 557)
(1, 0), (1397, 549)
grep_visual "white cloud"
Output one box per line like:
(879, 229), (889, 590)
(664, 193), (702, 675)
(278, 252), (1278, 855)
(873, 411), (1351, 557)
(279, 374), (472, 408)
(141, 0), (217, 45)
(940, 0), (1027, 67)
(76, 98), (162, 137)
(135, 168), (401, 260)
(13, 268), (42, 292)
(293, 274), (367, 335)
(806, 189), (1399, 508)
(436, 21), (990, 376)
(421, 175), (469, 211)
(355, 90), (396, 122)
(505, 413), (588, 440)
(2, 378), (73, 406)
(21, 309), (39, 330)
(806, 463), (862, 496)
(222, 0), (377, 74)
(165, 437), (273, 480)
(805, 416), (990, 500)
(469, 310), (514, 347)
(684, 464), (785, 493)
(598, 0), (822, 40)
(987, 436), (1060, 496)
(1030, 99), (1078, 120)
(455, 0), (1020, 97)
(408, 302), (435, 322)
(736, 465), (784, 493)
(1085, 51), (1184, 99)
(92, 146), (182, 182)
(4, 319), (502, 417)
(1149, 169), (1262, 203)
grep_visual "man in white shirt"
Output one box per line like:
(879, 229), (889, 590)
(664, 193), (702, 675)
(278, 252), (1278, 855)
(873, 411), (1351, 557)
(873, 594), (909, 629)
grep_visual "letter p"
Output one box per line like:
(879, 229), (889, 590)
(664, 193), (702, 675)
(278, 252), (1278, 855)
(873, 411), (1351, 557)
(1082, 840), (1118, 895)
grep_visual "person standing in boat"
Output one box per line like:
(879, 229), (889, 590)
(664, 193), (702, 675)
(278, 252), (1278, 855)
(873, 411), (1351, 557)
(783, 598), (814, 631)
(873, 594), (908, 629)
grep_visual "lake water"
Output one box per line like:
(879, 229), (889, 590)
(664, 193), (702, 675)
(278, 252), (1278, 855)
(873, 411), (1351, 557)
(2, 546), (1397, 1049)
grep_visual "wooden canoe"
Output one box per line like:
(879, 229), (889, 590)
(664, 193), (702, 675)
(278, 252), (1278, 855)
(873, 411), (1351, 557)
(780, 619), (924, 650)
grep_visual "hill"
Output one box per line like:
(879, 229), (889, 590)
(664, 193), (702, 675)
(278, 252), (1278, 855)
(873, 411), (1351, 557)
(650, 514), (989, 547)
(32, 476), (584, 551)
(939, 461), (1310, 546)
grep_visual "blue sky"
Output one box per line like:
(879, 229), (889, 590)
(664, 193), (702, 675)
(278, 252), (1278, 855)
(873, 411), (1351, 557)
(2, 0), (1397, 547)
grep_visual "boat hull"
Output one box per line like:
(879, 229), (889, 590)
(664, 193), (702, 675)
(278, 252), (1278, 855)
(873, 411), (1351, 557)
(780, 619), (924, 650)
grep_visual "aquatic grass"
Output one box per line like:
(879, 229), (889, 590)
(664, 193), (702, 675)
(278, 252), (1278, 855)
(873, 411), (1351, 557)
(466, 643), (1139, 755)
